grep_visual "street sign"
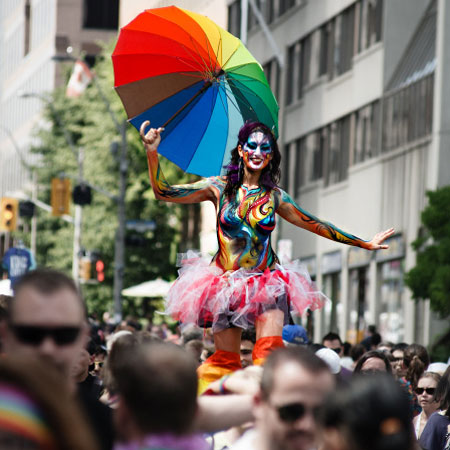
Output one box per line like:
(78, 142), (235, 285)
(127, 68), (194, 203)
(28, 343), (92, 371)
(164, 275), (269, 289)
(126, 220), (156, 233)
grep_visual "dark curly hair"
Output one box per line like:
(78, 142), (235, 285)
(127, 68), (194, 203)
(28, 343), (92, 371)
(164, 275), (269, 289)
(223, 121), (281, 198)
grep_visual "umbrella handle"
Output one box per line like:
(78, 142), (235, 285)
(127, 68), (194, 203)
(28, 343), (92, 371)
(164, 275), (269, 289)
(162, 80), (213, 129)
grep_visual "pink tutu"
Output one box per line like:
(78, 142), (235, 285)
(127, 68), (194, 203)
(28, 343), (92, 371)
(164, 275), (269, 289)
(166, 251), (327, 331)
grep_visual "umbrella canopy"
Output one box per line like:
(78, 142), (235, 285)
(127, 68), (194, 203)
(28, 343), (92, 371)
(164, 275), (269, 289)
(112, 6), (279, 177)
(121, 278), (173, 298)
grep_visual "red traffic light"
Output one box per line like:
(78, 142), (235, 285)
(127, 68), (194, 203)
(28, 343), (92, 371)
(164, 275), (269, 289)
(95, 260), (105, 282)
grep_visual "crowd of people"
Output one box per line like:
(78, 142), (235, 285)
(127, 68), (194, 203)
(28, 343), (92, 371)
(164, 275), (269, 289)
(0, 267), (448, 450)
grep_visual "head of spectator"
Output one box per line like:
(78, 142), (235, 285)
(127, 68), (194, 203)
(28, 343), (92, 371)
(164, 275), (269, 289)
(353, 350), (392, 375)
(317, 373), (415, 450)
(316, 348), (341, 375)
(282, 324), (309, 347)
(342, 341), (352, 357)
(360, 325), (379, 351)
(427, 362), (448, 376)
(181, 324), (203, 345)
(71, 348), (91, 383)
(113, 342), (206, 448)
(0, 355), (99, 449)
(241, 328), (256, 368)
(0, 269), (89, 392)
(350, 344), (366, 367)
(434, 365), (450, 416)
(403, 343), (429, 389)
(322, 332), (343, 357)
(377, 341), (394, 353)
(390, 342), (408, 379)
(251, 346), (334, 450)
(414, 372), (441, 426)
(184, 339), (204, 366)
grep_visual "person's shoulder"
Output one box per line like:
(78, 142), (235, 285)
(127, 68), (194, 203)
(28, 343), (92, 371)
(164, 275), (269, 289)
(428, 411), (450, 425)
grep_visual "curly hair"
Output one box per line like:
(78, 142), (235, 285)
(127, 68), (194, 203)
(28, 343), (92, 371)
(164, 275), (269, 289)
(223, 121), (281, 198)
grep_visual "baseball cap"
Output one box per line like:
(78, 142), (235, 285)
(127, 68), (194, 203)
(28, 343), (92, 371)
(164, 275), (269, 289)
(282, 324), (309, 346)
(316, 347), (341, 374)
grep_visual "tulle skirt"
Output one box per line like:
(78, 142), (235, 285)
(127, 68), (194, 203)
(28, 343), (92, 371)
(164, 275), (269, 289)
(166, 251), (327, 332)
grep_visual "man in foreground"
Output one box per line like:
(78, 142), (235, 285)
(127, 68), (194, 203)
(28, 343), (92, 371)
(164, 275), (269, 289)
(232, 346), (335, 450)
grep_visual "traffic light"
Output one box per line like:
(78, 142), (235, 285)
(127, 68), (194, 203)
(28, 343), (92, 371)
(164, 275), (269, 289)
(95, 259), (105, 282)
(73, 184), (92, 206)
(19, 200), (35, 218)
(0, 198), (19, 232)
(79, 256), (92, 282)
(51, 178), (71, 216)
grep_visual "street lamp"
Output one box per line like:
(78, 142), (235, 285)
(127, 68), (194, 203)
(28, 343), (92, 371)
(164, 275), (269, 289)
(19, 90), (84, 286)
(51, 54), (128, 322)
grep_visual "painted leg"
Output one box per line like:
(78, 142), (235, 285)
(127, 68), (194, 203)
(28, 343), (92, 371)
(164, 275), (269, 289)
(253, 309), (284, 365)
(197, 327), (242, 395)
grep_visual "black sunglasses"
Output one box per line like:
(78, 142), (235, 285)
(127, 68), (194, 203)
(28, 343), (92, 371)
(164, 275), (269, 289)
(415, 387), (436, 395)
(10, 325), (81, 346)
(277, 402), (316, 423)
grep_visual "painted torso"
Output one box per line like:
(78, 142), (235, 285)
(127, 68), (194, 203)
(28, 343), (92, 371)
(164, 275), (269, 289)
(212, 184), (279, 271)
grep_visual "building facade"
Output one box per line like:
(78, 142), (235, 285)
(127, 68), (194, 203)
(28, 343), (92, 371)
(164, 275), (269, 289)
(0, 0), (119, 254)
(228, 0), (450, 345)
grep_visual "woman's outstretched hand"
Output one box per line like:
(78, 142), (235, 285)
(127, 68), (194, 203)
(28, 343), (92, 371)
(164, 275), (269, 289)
(140, 120), (164, 152)
(366, 228), (395, 250)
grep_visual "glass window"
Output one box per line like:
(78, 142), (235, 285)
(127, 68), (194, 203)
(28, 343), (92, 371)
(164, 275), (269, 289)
(83, 0), (118, 30)
(322, 272), (341, 335)
(348, 267), (370, 343)
(378, 260), (404, 343)
(228, 0), (241, 37)
(263, 59), (281, 102)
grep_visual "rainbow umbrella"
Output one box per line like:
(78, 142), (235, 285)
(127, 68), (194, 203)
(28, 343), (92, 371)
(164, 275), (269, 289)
(112, 6), (279, 177)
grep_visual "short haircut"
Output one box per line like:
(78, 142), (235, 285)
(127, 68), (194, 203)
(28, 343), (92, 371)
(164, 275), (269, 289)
(322, 332), (342, 345)
(241, 327), (256, 344)
(113, 342), (198, 435)
(260, 347), (330, 400)
(353, 350), (392, 374)
(391, 343), (408, 353)
(9, 268), (86, 321)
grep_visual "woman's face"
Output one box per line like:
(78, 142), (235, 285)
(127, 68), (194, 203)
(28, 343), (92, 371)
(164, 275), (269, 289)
(239, 131), (273, 172)
(416, 377), (438, 410)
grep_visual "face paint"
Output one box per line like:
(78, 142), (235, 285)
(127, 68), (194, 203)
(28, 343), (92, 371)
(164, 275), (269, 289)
(241, 131), (273, 171)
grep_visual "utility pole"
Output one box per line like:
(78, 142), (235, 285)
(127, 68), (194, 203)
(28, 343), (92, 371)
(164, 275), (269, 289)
(113, 121), (127, 322)
(72, 147), (84, 283)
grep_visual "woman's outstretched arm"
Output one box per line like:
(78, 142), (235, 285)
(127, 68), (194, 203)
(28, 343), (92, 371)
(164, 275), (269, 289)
(275, 188), (394, 250)
(141, 121), (223, 204)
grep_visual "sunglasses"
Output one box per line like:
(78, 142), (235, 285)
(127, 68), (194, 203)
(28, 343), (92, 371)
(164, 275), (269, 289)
(10, 325), (81, 346)
(415, 387), (436, 395)
(392, 357), (404, 363)
(276, 402), (317, 423)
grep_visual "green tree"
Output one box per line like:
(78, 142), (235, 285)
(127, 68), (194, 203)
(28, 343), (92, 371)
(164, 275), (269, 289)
(404, 186), (450, 317)
(29, 43), (189, 316)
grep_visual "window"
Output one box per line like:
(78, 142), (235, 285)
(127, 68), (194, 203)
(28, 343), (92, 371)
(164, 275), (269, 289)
(325, 115), (350, 186)
(319, 24), (329, 76)
(263, 59), (281, 101)
(24, 0), (31, 56)
(247, 0), (261, 31)
(353, 101), (380, 164)
(300, 34), (312, 92)
(358, 0), (383, 52)
(285, 42), (300, 105)
(83, 0), (119, 30)
(283, 143), (291, 192)
(337, 5), (355, 75)
(382, 75), (434, 152)
(228, 1), (241, 37)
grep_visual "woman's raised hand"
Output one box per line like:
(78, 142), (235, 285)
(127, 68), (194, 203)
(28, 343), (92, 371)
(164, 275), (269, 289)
(366, 228), (395, 250)
(140, 120), (164, 152)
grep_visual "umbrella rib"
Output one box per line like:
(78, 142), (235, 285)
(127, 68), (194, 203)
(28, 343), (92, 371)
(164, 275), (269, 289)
(187, 35), (213, 78)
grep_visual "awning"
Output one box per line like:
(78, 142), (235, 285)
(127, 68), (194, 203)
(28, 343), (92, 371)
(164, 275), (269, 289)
(121, 278), (173, 298)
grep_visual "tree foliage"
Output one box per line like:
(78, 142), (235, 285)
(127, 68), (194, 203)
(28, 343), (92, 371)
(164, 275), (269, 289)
(404, 186), (450, 317)
(28, 42), (189, 316)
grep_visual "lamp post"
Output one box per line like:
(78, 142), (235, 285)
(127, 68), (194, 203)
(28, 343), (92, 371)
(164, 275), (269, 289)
(52, 53), (127, 321)
(19, 91), (83, 285)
